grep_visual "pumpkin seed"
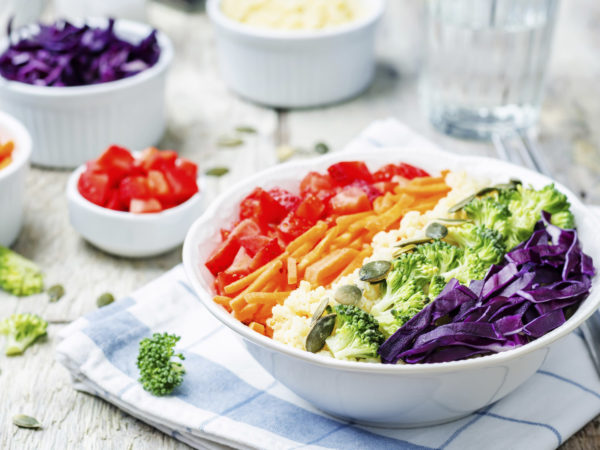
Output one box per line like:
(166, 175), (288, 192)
(47, 284), (65, 303)
(425, 222), (448, 240)
(13, 414), (41, 429)
(314, 142), (330, 154)
(359, 260), (391, 283)
(334, 285), (362, 306)
(394, 237), (433, 248)
(306, 314), (336, 353)
(276, 145), (296, 162)
(205, 167), (229, 177)
(448, 194), (476, 213)
(448, 180), (521, 213)
(217, 136), (244, 147)
(96, 293), (115, 308)
(311, 297), (330, 325)
(393, 244), (416, 258)
(235, 125), (257, 134)
(433, 218), (472, 225)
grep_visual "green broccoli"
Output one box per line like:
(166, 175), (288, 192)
(463, 196), (511, 236)
(325, 305), (385, 361)
(444, 224), (505, 265)
(137, 332), (186, 396)
(0, 246), (44, 296)
(443, 252), (489, 285)
(0, 313), (48, 356)
(550, 210), (575, 229)
(376, 290), (430, 337)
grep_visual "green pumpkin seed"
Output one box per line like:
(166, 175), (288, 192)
(306, 314), (336, 353)
(311, 297), (330, 325)
(314, 142), (330, 154)
(359, 260), (391, 283)
(205, 167), (230, 177)
(448, 180), (521, 213)
(235, 126), (257, 134)
(448, 194), (476, 213)
(47, 284), (65, 302)
(96, 293), (115, 308)
(393, 244), (416, 258)
(433, 218), (472, 225)
(425, 222), (448, 240)
(395, 237), (433, 248)
(217, 136), (244, 147)
(13, 414), (41, 429)
(334, 285), (362, 306)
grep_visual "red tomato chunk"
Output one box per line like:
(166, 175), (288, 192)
(77, 146), (199, 214)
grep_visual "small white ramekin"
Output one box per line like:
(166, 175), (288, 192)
(207, 0), (385, 108)
(0, 19), (174, 169)
(66, 164), (204, 258)
(0, 111), (32, 247)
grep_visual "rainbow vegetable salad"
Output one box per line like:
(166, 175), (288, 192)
(206, 160), (595, 364)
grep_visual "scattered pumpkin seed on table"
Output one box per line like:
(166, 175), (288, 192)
(314, 142), (330, 154)
(13, 414), (41, 429)
(216, 136), (244, 147)
(47, 284), (65, 302)
(97, 293), (115, 308)
(235, 125), (257, 134)
(205, 167), (230, 177)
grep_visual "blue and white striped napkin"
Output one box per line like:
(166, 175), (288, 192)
(57, 120), (600, 450)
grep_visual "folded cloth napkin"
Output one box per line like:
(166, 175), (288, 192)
(57, 119), (600, 450)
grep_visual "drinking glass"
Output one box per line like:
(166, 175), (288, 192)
(420, 0), (560, 140)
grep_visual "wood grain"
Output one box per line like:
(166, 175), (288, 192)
(1, 0), (599, 448)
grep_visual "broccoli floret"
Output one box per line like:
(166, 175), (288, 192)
(503, 184), (573, 248)
(325, 305), (385, 361)
(415, 240), (464, 274)
(377, 291), (430, 337)
(444, 252), (489, 285)
(137, 332), (186, 396)
(463, 196), (511, 235)
(445, 224), (505, 265)
(550, 210), (575, 230)
(0, 247), (44, 296)
(0, 313), (47, 355)
(426, 275), (447, 299)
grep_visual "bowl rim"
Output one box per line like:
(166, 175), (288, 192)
(182, 147), (600, 374)
(0, 110), (31, 181)
(207, 0), (385, 40)
(0, 18), (174, 97)
(66, 155), (204, 221)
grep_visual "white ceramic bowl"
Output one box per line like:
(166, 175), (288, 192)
(0, 111), (32, 247)
(207, 0), (384, 108)
(183, 147), (600, 427)
(66, 163), (204, 258)
(0, 19), (174, 169)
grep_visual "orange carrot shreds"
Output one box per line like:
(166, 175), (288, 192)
(231, 259), (284, 300)
(376, 194), (414, 230)
(214, 295), (232, 306)
(243, 292), (291, 305)
(287, 257), (298, 285)
(297, 226), (340, 272)
(254, 304), (273, 323)
(230, 296), (247, 313)
(409, 175), (446, 186)
(373, 192), (396, 215)
(263, 278), (280, 292)
(398, 183), (450, 196)
(235, 303), (260, 323)
(266, 325), (274, 338)
(223, 253), (287, 295)
(286, 221), (328, 254)
(413, 199), (442, 213)
(249, 322), (266, 335)
(290, 240), (316, 259)
(334, 245), (372, 282)
(0, 157), (11, 170)
(305, 248), (359, 286)
(335, 211), (372, 229)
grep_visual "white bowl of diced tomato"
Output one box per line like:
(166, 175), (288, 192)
(66, 145), (203, 258)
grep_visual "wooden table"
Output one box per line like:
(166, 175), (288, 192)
(2, 1), (599, 448)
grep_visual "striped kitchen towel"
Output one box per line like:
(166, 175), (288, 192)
(56, 119), (600, 450)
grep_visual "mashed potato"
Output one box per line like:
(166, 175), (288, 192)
(269, 171), (487, 351)
(221, 0), (364, 30)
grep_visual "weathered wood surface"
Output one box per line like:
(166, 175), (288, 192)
(1, 0), (599, 448)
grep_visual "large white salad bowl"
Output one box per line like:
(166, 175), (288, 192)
(182, 147), (600, 427)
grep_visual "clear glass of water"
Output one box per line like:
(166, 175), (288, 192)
(420, 0), (560, 140)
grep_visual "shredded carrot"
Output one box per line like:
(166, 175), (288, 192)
(249, 322), (266, 335)
(287, 257), (297, 285)
(397, 183), (450, 196)
(243, 292), (291, 305)
(305, 248), (359, 286)
(213, 295), (232, 312)
(230, 296), (247, 313)
(410, 175), (446, 186)
(334, 245), (372, 282)
(286, 221), (327, 254)
(235, 303), (260, 323)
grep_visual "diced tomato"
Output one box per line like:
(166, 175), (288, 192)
(299, 172), (336, 197)
(277, 212), (313, 243)
(327, 161), (374, 186)
(92, 145), (135, 186)
(147, 170), (170, 198)
(119, 176), (150, 207)
(350, 179), (382, 202)
(162, 165), (199, 205)
(205, 219), (261, 275)
(330, 186), (372, 215)
(228, 247), (253, 273)
(373, 163), (430, 181)
(373, 181), (398, 194)
(268, 187), (301, 212)
(296, 194), (325, 221)
(78, 171), (111, 206)
(239, 188), (288, 227)
(220, 228), (231, 241)
(137, 148), (178, 172)
(215, 270), (245, 296)
(105, 189), (126, 211)
(239, 235), (272, 258)
(130, 198), (162, 214)
(175, 157), (198, 180)
(249, 238), (283, 271)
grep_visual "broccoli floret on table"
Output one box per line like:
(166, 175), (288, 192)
(0, 313), (48, 356)
(326, 304), (385, 361)
(137, 332), (186, 396)
(0, 246), (44, 296)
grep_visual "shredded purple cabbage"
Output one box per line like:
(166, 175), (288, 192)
(379, 212), (596, 364)
(0, 19), (160, 87)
